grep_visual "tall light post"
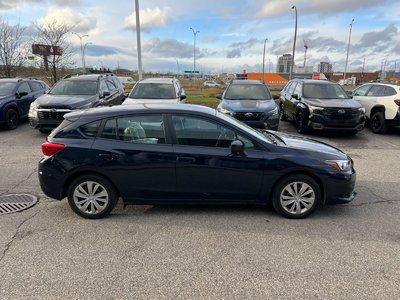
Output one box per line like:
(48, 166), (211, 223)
(135, 0), (143, 80)
(175, 58), (180, 77)
(83, 42), (92, 71)
(289, 5), (297, 80)
(190, 27), (200, 78)
(343, 19), (354, 81)
(262, 38), (268, 81)
(72, 32), (88, 73)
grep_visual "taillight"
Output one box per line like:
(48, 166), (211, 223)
(394, 100), (400, 107)
(42, 142), (65, 158)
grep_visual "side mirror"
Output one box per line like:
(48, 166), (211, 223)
(15, 92), (28, 98)
(273, 95), (280, 100)
(292, 94), (300, 100)
(230, 140), (245, 154)
(180, 95), (187, 101)
(102, 91), (111, 99)
(216, 95), (222, 100)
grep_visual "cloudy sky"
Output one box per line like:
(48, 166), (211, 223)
(1, 0), (400, 74)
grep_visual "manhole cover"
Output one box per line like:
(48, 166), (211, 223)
(0, 194), (38, 215)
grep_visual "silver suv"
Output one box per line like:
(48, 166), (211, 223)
(352, 82), (400, 133)
(122, 77), (186, 105)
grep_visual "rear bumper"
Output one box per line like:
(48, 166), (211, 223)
(38, 158), (65, 200)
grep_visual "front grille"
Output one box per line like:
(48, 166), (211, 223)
(322, 108), (358, 121)
(38, 108), (72, 121)
(235, 112), (263, 121)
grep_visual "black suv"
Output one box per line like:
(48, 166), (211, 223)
(29, 73), (125, 132)
(279, 79), (365, 134)
(0, 78), (49, 129)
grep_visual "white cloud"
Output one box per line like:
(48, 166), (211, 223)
(124, 7), (171, 33)
(40, 8), (96, 33)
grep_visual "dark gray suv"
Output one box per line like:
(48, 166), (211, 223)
(217, 80), (279, 130)
(29, 73), (125, 132)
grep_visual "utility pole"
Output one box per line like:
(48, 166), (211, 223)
(72, 32), (88, 73)
(262, 38), (268, 81)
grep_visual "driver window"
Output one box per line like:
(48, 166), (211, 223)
(172, 115), (254, 149)
(99, 80), (109, 95)
(17, 82), (32, 94)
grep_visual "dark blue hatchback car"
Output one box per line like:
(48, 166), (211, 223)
(39, 104), (356, 219)
(0, 78), (49, 129)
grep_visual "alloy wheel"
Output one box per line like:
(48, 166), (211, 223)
(73, 181), (109, 215)
(279, 181), (316, 215)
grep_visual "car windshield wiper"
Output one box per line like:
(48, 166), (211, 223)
(260, 129), (285, 145)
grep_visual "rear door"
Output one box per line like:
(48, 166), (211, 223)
(91, 113), (177, 202)
(170, 114), (264, 202)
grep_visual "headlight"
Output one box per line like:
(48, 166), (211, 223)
(358, 107), (365, 113)
(308, 104), (323, 114)
(217, 107), (234, 115)
(268, 106), (279, 116)
(29, 101), (38, 117)
(325, 159), (352, 171)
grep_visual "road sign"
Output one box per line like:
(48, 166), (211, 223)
(32, 44), (63, 56)
(184, 70), (200, 74)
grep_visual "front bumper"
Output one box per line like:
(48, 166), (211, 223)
(308, 114), (365, 131)
(234, 114), (279, 130)
(324, 169), (357, 205)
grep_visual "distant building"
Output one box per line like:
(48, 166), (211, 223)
(277, 54), (292, 73)
(295, 65), (314, 73)
(318, 62), (333, 73)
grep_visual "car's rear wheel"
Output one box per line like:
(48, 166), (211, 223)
(5, 108), (19, 130)
(370, 112), (388, 134)
(279, 103), (287, 121)
(272, 175), (320, 219)
(67, 175), (118, 219)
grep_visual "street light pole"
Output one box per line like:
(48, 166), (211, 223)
(344, 19), (354, 81)
(83, 42), (92, 71)
(190, 27), (200, 78)
(135, 0), (143, 80)
(262, 38), (268, 81)
(175, 58), (180, 77)
(72, 32), (88, 73)
(289, 6), (297, 80)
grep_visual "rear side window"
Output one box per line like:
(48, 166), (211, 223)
(49, 119), (74, 138)
(383, 86), (396, 96)
(80, 121), (101, 137)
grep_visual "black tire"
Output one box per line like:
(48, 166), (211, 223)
(5, 109), (19, 130)
(370, 112), (388, 134)
(67, 174), (118, 219)
(279, 103), (287, 121)
(272, 174), (320, 219)
(295, 111), (307, 133)
(39, 128), (51, 134)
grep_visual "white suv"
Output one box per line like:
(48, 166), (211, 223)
(122, 77), (186, 105)
(352, 82), (400, 133)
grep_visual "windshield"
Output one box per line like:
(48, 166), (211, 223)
(49, 80), (98, 96)
(224, 84), (272, 100)
(0, 82), (17, 97)
(217, 111), (273, 144)
(303, 83), (348, 99)
(129, 83), (176, 99)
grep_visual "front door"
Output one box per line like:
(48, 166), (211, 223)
(170, 114), (264, 202)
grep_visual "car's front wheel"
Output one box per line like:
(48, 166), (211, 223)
(5, 108), (19, 130)
(370, 112), (388, 134)
(67, 175), (118, 219)
(296, 111), (307, 133)
(272, 175), (320, 219)
(279, 103), (287, 121)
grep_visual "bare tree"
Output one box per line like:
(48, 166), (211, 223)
(0, 17), (26, 78)
(33, 20), (75, 84)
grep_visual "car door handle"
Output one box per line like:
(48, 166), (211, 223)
(176, 156), (196, 163)
(99, 153), (119, 160)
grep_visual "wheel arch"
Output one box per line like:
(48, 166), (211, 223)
(267, 170), (326, 206)
(370, 105), (385, 119)
(62, 170), (121, 200)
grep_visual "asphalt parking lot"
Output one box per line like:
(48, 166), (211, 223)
(0, 120), (399, 299)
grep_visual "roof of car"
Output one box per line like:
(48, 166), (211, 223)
(292, 79), (336, 85)
(138, 78), (178, 84)
(64, 103), (216, 121)
(230, 80), (264, 85)
(0, 78), (40, 83)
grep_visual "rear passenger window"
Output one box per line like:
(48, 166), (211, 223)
(99, 115), (166, 144)
(367, 85), (384, 96)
